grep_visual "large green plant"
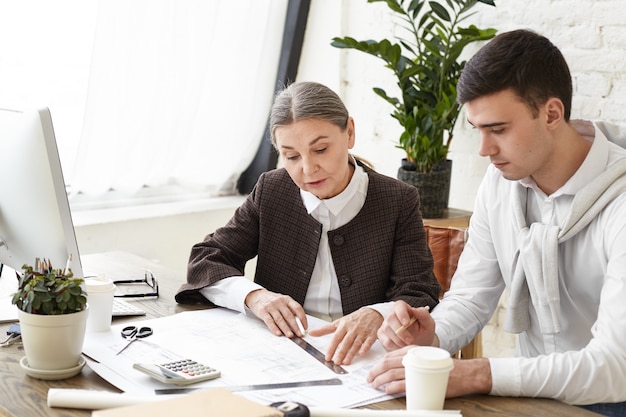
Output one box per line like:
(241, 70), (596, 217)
(332, 0), (497, 172)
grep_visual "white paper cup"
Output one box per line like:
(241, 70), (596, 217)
(84, 276), (116, 332)
(402, 346), (454, 410)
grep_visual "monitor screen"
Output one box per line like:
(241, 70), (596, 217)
(0, 106), (83, 277)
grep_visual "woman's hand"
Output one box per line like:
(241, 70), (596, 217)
(307, 308), (383, 366)
(245, 289), (307, 337)
(377, 300), (436, 351)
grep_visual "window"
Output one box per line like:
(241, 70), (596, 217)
(1, 0), (288, 209)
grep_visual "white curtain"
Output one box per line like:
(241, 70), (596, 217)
(71, 0), (287, 199)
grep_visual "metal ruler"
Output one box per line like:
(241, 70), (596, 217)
(290, 336), (348, 374)
(155, 377), (342, 395)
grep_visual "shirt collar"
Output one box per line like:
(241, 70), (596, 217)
(301, 155), (366, 215)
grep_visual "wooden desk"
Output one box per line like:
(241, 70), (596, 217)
(370, 396), (603, 416)
(0, 252), (601, 417)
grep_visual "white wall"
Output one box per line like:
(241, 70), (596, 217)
(76, 0), (626, 284)
(74, 198), (244, 277)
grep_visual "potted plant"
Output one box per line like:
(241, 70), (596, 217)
(332, 0), (497, 217)
(12, 259), (88, 378)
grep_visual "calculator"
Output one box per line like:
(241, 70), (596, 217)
(133, 359), (221, 385)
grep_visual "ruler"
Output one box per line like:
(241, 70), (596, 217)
(290, 336), (348, 374)
(155, 377), (342, 395)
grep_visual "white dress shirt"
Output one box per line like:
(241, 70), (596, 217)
(431, 121), (626, 404)
(200, 157), (393, 321)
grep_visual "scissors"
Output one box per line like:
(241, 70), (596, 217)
(115, 325), (153, 355)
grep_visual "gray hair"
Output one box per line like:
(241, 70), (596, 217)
(269, 81), (349, 146)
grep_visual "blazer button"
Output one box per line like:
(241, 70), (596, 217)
(333, 235), (345, 246)
(338, 275), (351, 287)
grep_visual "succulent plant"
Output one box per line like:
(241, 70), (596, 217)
(12, 260), (87, 315)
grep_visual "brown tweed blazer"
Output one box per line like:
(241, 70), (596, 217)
(175, 164), (441, 314)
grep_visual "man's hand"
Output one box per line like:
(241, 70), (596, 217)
(366, 345), (413, 394)
(308, 308), (383, 366)
(245, 289), (307, 337)
(367, 346), (493, 398)
(377, 300), (436, 351)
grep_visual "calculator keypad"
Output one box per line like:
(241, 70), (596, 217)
(159, 359), (217, 379)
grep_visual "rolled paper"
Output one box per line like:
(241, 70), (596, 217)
(47, 388), (164, 410)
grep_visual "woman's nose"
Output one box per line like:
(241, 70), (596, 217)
(301, 156), (317, 175)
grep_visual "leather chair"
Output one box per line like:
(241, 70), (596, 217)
(425, 225), (482, 359)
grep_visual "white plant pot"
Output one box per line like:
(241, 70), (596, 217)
(17, 306), (88, 371)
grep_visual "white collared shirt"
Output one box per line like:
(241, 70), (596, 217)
(299, 157), (368, 321)
(432, 121), (626, 404)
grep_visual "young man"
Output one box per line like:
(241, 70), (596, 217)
(367, 29), (626, 416)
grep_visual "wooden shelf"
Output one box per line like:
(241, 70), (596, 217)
(423, 207), (472, 228)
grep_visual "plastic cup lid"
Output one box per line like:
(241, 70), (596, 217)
(84, 276), (116, 293)
(402, 346), (454, 370)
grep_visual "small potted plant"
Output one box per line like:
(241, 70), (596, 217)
(12, 258), (88, 378)
(332, 0), (497, 217)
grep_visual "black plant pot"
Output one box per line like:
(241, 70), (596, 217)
(397, 159), (452, 218)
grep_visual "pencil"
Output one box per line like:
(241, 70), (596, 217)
(394, 317), (417, 335)
(394, 306), (430, 335)
(64, 254), (72, 275)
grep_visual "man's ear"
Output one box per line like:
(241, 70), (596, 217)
(544, 97), (565, 129)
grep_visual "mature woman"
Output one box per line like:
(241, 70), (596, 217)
(176, 81), (440, 366)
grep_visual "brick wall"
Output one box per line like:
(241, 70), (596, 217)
(451, 0), (626, 210)
(318, 0), (626, 213)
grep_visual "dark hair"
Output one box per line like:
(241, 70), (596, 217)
(457, 29), (572, 120)
(269, 81), (349, 146)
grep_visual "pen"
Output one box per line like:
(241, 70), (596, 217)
(295, 316), (307, 336)
(394, 306), (430, 335)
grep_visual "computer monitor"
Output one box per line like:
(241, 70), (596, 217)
(0, 105), (83, 278)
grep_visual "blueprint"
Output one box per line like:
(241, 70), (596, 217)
(82, 308), (397, 408)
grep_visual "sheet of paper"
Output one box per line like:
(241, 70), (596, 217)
(0, 268), (18, 323)
(82, 308), (397, 408)
(0, 295), (18, 323)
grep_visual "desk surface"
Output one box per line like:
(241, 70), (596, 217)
(0, 252), (600, 417)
